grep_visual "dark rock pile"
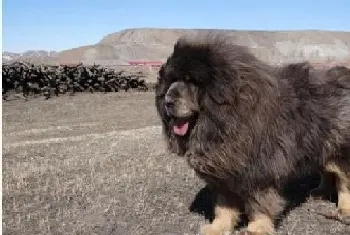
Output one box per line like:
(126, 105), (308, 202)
(2, 62), (149, 100)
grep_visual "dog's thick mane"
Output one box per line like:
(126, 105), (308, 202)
(163, 33), (281, 153)
(158, 33), (347, 197)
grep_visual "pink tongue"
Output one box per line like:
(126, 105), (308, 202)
(173, 122), (189, 136)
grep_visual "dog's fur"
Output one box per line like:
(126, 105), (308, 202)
(154, 33), (350, 235)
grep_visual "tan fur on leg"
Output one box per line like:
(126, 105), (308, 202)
(246, 213), (275, 235)
(338, 191), (350, 216)
(201, 194), (240, 235)
(325, 162), (350, 217)
(244, 188), (285, 235)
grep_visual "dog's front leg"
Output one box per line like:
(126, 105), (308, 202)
(186, 152), (241, 234)
(201, 193), (241, 235)
(242, 188), (286, 235)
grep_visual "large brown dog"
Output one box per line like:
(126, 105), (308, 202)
(154, 33), (350, 235)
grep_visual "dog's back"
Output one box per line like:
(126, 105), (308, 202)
(279, 63), (350, 215)
(276, 62), (349, 157)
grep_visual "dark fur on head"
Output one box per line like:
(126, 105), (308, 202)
(155, 32), (350, 234)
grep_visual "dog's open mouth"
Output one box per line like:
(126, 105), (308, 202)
(173, 121), (189, 136)
(169, 112), (197, 137)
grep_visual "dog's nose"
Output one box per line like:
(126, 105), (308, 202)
(165, 96), (175, 108)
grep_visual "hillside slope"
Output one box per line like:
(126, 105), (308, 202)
(2, 50), (58, 64)
(4, 28), (350, 66)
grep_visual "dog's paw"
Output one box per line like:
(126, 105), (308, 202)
(238, 231), (271, 235)
(200, 224), (230, 235)
(246, 217), (275, 235)
(337, 193), (350, 217)
(338, 207), (350, 218)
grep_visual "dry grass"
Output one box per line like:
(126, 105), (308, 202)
(2, 92), (350, 235)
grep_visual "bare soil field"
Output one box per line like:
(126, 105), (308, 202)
(2, 92), (350, 235)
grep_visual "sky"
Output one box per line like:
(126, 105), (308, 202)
(2, 0), (350, 53)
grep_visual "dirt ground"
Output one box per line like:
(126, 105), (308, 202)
(2, 92), (350, 235)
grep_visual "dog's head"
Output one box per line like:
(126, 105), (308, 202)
(156, 67), (199, 137)
(155, 33), (278, 156)
(155, 60), (200, 155)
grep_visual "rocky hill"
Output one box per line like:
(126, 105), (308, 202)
(3, 28), (350, 66)
(2, 50), (58, 64)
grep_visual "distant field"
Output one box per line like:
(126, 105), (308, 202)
(2, 92), (350, 235)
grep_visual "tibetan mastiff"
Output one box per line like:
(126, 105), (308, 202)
(154, 33), (350, 235)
